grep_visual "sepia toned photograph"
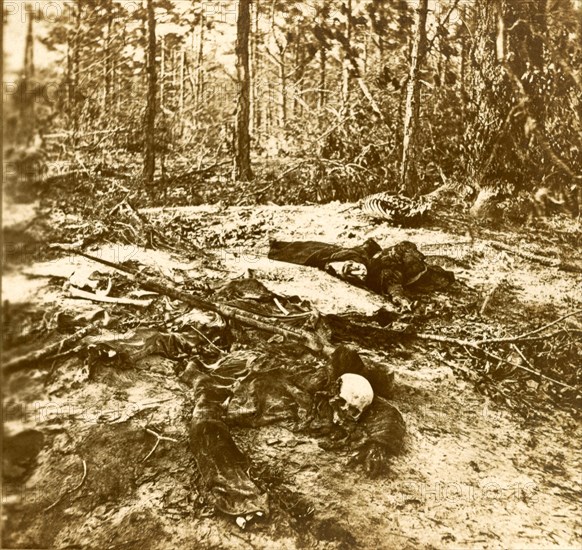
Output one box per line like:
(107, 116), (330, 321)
(2, 0), (581, 548)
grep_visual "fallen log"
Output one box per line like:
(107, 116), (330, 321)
(66, 250), (334, 357)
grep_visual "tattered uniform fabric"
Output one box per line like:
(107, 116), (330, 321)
(74, 289), (407, 520)
(268, 238), (381, 272)
(268, 238), (455, 306)
(188, 345), (405, 517)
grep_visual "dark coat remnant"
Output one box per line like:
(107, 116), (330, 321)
(189, 345), (405, 517)
(269, 238), (454, 309)
(189, 375), (269, 517)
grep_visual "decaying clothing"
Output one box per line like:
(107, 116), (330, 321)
(268, 238), (454, 308)
(188, 345), (405, 517)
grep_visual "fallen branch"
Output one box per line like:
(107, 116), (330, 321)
(142, 427), (179, 462)
(66, 284), (153, 307)
(418, 308), (582, 348)
(479, 276), (505, 317)
(48, 240), (85, 251)
(98, 399), (173, 424)
(489, 241), (582, 273)
(417, 313), (582, 391)
(474, 308), (582, 344)
(44, 458), (87, 511)
(3, 324), (98, 375)
(68, 250), (334, 357)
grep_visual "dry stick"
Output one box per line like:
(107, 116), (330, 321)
(188, 323), (224, 355)
(417, 309), (582, 349)
(510, 343), (535, 370)
(44, 458), (88, 511)
(142, 428), (179, 462)
(417, 331), (579, 391)
(66, 284), (153, 307)
(70, 251), (334, 357)
(489, 241), (582, 273)
(474, 308), (582, 344)
(469, 344), (577, 391)
(479, 277), (505, 317)
(3, 324), (98, 375)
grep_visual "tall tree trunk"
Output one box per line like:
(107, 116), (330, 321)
(179, 49), (185, 118)
(233, 0), (253, 181)
(341, 0), (352, 109)
(400, 0), (429, 194)
(142, 0), (157, 185)
(318, 46), (326, 114)
(459, 4), (468, 122)
(196, 14), (205, 108)
(465, 0), (503, 189)
(279, 53), (287, 126)
(103, 2), (113, 110)
(249, 0), (257, 133)
(20, 11), (35, 145)
(160, 35), (165, 110)
(466, 0), (548, 203)
(72, 0), (82, 150)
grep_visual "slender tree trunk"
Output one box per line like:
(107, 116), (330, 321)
(400, 0), (429, 194)
(279, 52), (287, 126)
(103, 2), (112, 109)
(341, 0), (352, 108)
(72, 0), (82, 149)
(142, 0), (157, 185)
(292, 20), (302, 119)
(249, 0), (256, 133)
(172, 48), (176, 87)
(179, 49), (185, 117)
(460, 5), (468, 120)
(196, 14), (205, 108)
(160, 35), (165, 109)
(252, 0), (261, 132)
(234, 0), (253, 181)
(20, 12), (35, 145)
(318, 46), (326, 113)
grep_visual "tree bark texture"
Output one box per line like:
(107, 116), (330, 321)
(234, 0), (253, 182)
(400, 0), (429, 195)
(142, 0), (157, 185)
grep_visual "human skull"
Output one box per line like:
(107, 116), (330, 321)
(330, 373), (374, 425)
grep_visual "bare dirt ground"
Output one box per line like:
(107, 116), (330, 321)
(2, 202), (581, 549)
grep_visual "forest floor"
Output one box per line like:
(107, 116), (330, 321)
(2, 195), (582, 550)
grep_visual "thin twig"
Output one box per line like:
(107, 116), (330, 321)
(477, 345), (576, 391)
(188, 323), (224, 354)
(479, 277), (505, 317)
(3, 324), (97, 375)
(142, 428), (179, 462)
(474, 309), (582, 344)
(67, 284), (153, 307)
(510, 343), (535, 370)
(417, 330), (578, 391)
(44, 458), (87, 511)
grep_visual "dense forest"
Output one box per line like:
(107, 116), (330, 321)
(4, 0), (582, 211)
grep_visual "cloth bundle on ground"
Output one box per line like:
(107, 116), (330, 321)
(268, 239), (454, 309)
(188, 345), (405, 518)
